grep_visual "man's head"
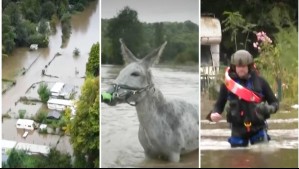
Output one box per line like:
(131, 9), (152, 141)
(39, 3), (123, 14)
(230, 50), (253, 79)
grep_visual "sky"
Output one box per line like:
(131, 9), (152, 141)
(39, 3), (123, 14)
(101, 0), (199, 24)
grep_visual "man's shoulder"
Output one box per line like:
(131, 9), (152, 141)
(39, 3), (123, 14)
(254, 74), (269, 85)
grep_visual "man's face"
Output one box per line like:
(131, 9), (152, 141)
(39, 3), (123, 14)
(236, 65), (249, 78)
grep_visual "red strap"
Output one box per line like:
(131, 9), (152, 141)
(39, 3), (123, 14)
(225, 67), (262, 103)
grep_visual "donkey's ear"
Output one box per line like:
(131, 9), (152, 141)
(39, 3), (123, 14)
(120, 38), (139, 64)
(142, 41), (167, 68)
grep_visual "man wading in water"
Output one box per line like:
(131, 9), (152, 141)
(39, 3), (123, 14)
(207, 50), (279, 147)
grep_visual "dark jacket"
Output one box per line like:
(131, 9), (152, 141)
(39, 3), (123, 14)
(213, 70), (279, 127)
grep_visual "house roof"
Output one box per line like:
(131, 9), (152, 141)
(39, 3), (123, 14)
(47, 111), (61, 119)
(47, 98), (73, 106)
(50, 82), (64, 93)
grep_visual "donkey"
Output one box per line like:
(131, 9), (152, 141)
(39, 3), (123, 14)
(103, 39), (199, 162)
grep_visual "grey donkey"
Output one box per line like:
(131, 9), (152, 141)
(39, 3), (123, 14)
(103, 39), (199, 162)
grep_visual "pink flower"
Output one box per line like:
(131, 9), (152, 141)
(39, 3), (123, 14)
(253, 42), (258, 48)
(258, 47), (261, 51)
(256, 32), (262, 37)
(266, 37), (272, 43)
(261, 31), (266, 36)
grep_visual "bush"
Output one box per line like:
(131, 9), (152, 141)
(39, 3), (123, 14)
(74, 3), (84, 11)
(73, 48), (80, 56)
(35, 111), (48, 123)
(39, 128), (48, 134)
(37, 83), (51, 103)
(50, 15), (58, 33)
(28, 34), (49, 48)
(6, 148), (71, 168)
(18, 110), (26, 119)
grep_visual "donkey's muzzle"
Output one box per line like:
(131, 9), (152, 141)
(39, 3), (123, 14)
(102, 84), (132, 106)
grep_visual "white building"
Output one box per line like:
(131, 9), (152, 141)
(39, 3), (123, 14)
(16, 119), (36, 131)
(201, 16), (222, 75)
(15, 142), (50, 155)
(47, 98), (74, 111)
(50, 82), (65, 97)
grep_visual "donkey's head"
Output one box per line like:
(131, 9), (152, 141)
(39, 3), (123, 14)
(106, 39), (167, 105)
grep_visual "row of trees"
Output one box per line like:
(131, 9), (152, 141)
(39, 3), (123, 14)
(2, 0), (95, 55)
(69, 43), (99, 168)
(4, 148), (71, 168)
(102, 6), (199, 65)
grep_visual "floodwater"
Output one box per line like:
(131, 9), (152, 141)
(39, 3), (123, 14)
(101, 65), (199, 168)
(3, 118), (72, 155)
(201, 95), (298, 168)
(2, 1), (99, 156)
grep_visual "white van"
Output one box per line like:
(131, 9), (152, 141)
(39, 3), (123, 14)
(16, 119), (36, 131)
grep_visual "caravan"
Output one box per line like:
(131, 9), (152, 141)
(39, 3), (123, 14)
(47, 98), (74, 111)
(50, 82), (65, 97)
(16, 119), (36, 131)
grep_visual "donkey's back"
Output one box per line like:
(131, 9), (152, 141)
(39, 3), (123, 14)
(137, 90), (199, 162)
(161, 98), (199, 153)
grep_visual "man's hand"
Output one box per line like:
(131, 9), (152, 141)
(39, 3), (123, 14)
(256, 102), (276, 115)
(210, 112), (222, 122)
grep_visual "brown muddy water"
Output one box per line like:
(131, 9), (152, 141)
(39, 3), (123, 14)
(101, 65), (199, 168)
(2, 1), (99, 156)
(201, 94), (298, 168)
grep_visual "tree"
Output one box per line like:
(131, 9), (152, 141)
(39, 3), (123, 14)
(70, 77), (99, 168)
(222, 11), (255, 51)
(37, 83), (51, 103)
(2, 14), (16, 54)
(41, 1), (56, 20)
(7, 149), (26, 168)
(38, 19), (49, 35)
(45, 149), (72, 168)
(56, 0), (69, 19)
(21, 0), (41, 22)
(61, 12), (72, 46)
(154, 22), (165, 47)
(15, 20), (38, 46)
(107, 6), (144, 64)
(3, 2), (21, 27)
(86, 43), (99, 77)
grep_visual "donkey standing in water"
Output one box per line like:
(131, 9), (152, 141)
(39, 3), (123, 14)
(103, 39), (199, 162)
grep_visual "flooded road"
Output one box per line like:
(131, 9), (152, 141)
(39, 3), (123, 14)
(101, 65), (199, 168)
(200, 95), (298, 168)
(2, 1), (99, 156)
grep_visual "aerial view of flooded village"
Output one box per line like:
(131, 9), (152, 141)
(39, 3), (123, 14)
(2, 0), (99, 168)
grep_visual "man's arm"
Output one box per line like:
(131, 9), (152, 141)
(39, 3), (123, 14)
(260, 77), (279, 113)
(206, 83), (228, 121)
(213, 83), (228, 114)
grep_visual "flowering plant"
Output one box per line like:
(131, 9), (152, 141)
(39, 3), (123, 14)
(253, 31), (282, 78)
(253, 31), (284, 100)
